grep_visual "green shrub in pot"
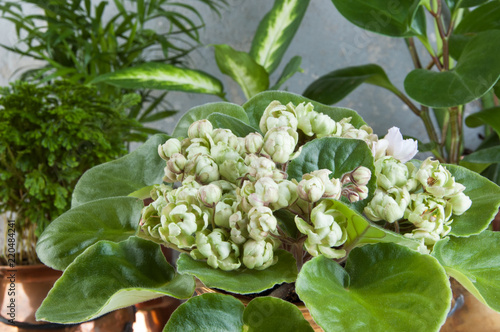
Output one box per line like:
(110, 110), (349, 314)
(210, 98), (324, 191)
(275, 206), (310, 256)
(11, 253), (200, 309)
(0, 80), (139, 265)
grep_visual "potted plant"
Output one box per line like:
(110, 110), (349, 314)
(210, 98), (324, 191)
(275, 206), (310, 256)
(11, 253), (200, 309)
(0, 80), (139, 329)
(33, 91), (500, 331)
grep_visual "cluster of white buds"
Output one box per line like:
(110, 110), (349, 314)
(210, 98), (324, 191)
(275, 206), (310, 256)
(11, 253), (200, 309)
(142, 100), (473, 271)
(364, 142), (472, 245)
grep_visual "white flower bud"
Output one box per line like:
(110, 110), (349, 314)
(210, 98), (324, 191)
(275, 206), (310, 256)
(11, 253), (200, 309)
(247, 206), (278, 241)
(188, 119), (213, 139)
(295, 102), (316, 136)
(447, 192), (472, 216)
(269, 180), (298, 210)
(185, 154), (220, 184)
(229, 211), (249, 244)
(375, 157), (408, 190)
(166, 153), (187, 174)
(350, 166), (372, 187)
(311, 112), (337, 138)
(245, 132), (264, 154)
(197, 184), (222, 207)
(242, 239), (277, 270)
(259, 100), (298, 133)
(297, 175), (325, 203)
(263, 126), (298, 164)
(158, 138), (182, 160)
(364, 188), (410, 223)
(416, 158), (463, 198)
(191, 229), (241, 271)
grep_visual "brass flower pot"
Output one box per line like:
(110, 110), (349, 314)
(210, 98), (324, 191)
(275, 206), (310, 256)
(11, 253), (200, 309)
(0, 264), (135, 332)
(440, 278), (500, 332)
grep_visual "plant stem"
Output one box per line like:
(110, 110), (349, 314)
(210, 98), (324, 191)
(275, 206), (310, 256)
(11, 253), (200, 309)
(406, 37), (422, 69)
(449, 106), (461, 164)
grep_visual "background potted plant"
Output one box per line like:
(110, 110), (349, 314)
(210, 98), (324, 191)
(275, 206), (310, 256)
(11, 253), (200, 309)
(33, 90), (500, 331)
(0, 80), (141, 329)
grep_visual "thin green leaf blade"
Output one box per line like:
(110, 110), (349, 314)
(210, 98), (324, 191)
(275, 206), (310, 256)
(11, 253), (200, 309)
(404, 31), (500, 108)
(36, 237), (195, 324)
(249, 0), (310, 74)
(90, 63), (224, 96)
(172, 102), (248, 138)
(36, 197), (143, 270)
(71, 134), (168, 207)
(271, 55), (303, 90)
(176, 250), (298, 294)
(296, 244), (451, 332)
(303, 64), (399, 105)
(432, 231), (500, 311)
(214, 44), (269, 99)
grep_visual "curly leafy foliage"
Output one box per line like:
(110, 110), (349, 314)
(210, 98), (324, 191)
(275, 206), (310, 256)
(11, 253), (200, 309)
(0, 81), (139, 264)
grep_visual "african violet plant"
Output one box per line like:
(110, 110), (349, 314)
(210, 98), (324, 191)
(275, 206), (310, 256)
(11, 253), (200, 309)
(34, 91), (500, 331)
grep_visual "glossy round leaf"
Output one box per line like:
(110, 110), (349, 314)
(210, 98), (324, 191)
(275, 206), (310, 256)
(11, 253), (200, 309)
(36, 196), (143, 270)
(207, 112), (259, 137)
(445, 164), (500, 236)
(405, 31), (500, 107)
(432, 231), (500, 312)
(90, 62), (224, 96)
(296, 244), (451, 332)
(36, 237), (195, 324)
(244, 297), (314, 332)
(303, 64), (399, 105)
(165, 294), (245, 332)
(461, 146), (500, 164)
(330, 0), (426, 37)
(176, 250), (298, 294)
(172, 102), (249, 138)
(287, 137), (375, 212)
(71, 134), (168, 207)
(242, 91), (366, 133)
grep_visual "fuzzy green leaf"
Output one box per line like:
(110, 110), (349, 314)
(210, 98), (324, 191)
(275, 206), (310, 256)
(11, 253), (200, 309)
(90, 63), (224, 96)
(249, 0), (310, 74)
(446, 164), (500, 236)
(303, 64), (399, 105)
(214, 44), (269, 99)
(432, 231), (500, 311)
(36, 237), (195, 324)
(71, 134), (168, 207)
(176, 250), (298, 294)
(172, 102), (248, 138)
(36, 196), (143, 270)
(296, 244), (451, 332)
(466, 107), (500, 138)
(405, 31), (500, 107)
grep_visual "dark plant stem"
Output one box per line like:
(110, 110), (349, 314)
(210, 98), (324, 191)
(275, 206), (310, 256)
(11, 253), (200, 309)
(406, 37), (422, 69)
(449, 106), (461, 164)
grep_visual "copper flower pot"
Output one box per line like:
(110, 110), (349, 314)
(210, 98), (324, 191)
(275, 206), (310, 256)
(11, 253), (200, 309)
(195, 280), (324, 332)
(440, 278), (500, 332)
(0, 264), (135, 332)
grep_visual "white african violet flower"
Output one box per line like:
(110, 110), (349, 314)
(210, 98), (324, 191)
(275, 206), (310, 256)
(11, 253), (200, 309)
(259, 100), (298, 133)
(372, 127), (418, 162)
(262, 126), (298, 164)
(190, 228), (241, 271)
(188, 119), (213, 139)
(364, 187), (411, 223)
(416, 157), (464, 198)
(242, 238), (278, 270)
(375, 156), (410, 191)
(158, 138), (182, 160)
(247, 206), (278, 241)
(295, 200), (347, 259)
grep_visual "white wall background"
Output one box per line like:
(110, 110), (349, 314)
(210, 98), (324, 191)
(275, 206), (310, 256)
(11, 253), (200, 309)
(0, 0), (482, 148)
